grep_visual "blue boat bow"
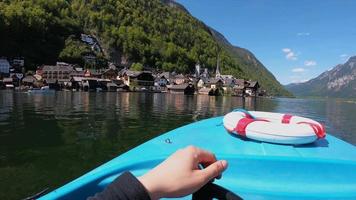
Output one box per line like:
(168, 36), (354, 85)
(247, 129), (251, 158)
(40, 116), (356, 200)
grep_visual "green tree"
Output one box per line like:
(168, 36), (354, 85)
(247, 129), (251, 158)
(130, 62), (143, 71)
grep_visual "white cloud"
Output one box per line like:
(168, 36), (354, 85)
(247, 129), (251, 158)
(297, 32), (311, 36)
(340, 54), (349, 61)
(282, 48), (297, 60)
(289, 75), (309, 83)
(291, 79), (308, 83)
(292, 68), (305, 73)
(304, 60), (317, 66)
(282, 48), (291, 53)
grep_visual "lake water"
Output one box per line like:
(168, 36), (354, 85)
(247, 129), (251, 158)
(0, 91), (355, 199)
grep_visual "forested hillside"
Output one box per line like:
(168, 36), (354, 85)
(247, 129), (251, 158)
(0, 0), (291, 96)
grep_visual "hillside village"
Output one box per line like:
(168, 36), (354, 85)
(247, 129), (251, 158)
(0, 59), (263, 97)
(0, 34), (264, 97)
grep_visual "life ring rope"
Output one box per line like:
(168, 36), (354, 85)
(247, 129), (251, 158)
(234, 117), (269, 136)
(232, 108), (256, 119)
(297, 121), (326, 138)
(281, 114), (293, 124)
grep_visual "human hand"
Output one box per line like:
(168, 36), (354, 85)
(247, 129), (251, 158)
(138, 146), (228, 199)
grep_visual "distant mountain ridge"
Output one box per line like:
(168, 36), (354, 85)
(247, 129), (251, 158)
(285, 56), (356, 98)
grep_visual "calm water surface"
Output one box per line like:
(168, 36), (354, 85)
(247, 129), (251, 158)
(0, 91), (355, 199)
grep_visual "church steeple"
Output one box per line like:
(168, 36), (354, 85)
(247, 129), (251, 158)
(195, 63), (201, 77)
(215, 55), (221, 78)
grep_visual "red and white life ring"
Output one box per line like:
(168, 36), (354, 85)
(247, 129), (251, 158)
(223, 109), (326, 145)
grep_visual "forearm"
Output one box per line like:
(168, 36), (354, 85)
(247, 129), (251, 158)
(88, 172), (151, 200)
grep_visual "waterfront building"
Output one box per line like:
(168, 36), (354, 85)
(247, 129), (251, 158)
(70, 77), (84, 90)
(22, 75), (37, 87)
(222, 77), (236, 93)
(198, 87), (212, 95)
(167, 83), (195, 95)
(172, 74), (186, 85)
(245, 81), (260, 96)
(155, 72), (171, 87)
(41, 64), (73, 81)
(12, 58), (24, 67)
(0, 58), (11, 75)
(233, 79), (248, 96)
(197, 77), (209, 88)
(119, 69), (154, 89)
(82, 78), (99, 91)
(208, 78), (224, 89)
(70, 68), (85, 78)
(3, 77), (14, 89)
(102, 68), (118, 80)
(84, 69), (103, 78)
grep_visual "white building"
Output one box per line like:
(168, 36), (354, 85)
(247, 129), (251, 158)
(0, 59), (11, 74)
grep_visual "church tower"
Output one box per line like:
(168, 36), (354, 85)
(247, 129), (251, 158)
(215, 55), (221, 78)
(195, 63), (201, 77)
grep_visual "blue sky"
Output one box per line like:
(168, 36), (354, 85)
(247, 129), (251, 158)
(177, 0), (356, 84)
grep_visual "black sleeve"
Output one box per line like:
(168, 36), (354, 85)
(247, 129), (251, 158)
(88, 172), (151, 200)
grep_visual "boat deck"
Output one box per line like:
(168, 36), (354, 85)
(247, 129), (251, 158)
(40, 117), (356, 200)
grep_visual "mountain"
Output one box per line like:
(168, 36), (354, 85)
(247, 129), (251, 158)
(208, 28), (291, 97)
(285, 56), (356, 98)
(163, 1), (291, 96)
(0, 0), (291, 96)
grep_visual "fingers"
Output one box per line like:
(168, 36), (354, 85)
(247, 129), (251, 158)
(198, 160), (228, 183)
(196, 149), (218, 165)
(185, 146), (217, 165)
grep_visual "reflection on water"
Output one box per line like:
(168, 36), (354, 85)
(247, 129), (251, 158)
(0, 91), (355, 199)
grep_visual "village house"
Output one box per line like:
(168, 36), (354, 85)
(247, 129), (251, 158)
(155, 72), (171, 87)
(153, 73), (171, 92)
(233, 79), (248, 96)
(10, 57), (25, 72)
(82, 78), (99, 91)
(41, 64), (74, 81)
(22, 75), (37, 87)
(245, 81), (260, 96)
(197, 77), (209, 88)
(167, 83), (195, 95)
(3, 77), (14, 89)
(69, 68), (85, 78)
(12, 58), (24, 67)
(102, 68), (118, 80)
(70, 77), (84, 91)
(207, 78), (224, 89)
(84, 69), (103, 78)
(106, 82), (119, 92)
(0, 58), (11, 75)
(222, 77), (236, 93)
(97, 79), (118, 92)
(172, 74), (186, 85)
(154, 76), (168, 87)
(119, 69), (154, 89)
(198, 87), (212, 95)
